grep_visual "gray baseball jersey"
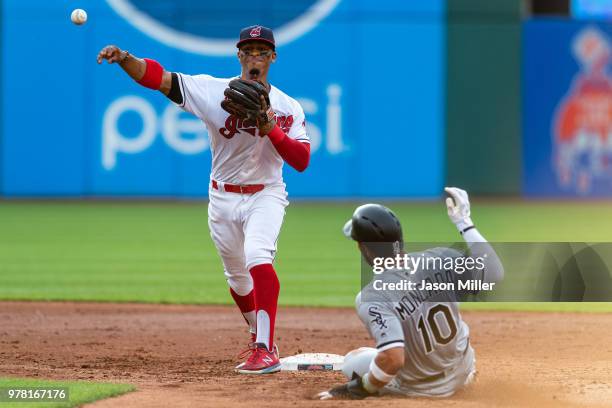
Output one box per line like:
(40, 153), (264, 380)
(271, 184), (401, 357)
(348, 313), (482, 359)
(356, 247), (479, 397)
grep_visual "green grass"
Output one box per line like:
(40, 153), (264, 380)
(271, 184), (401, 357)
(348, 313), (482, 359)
(1, 200), (612, 311)
(0, 377), (134, 408)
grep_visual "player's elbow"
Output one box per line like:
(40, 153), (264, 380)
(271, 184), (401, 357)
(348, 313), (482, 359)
(158, 70), (173, 95)
(289, 149), (310, 172)
(377, 347), (404, 374)
(497, 262), (505, 281)
(486, 253), (505, 284)
(296, 143), (310, 172)
(294, 156), (309, 172)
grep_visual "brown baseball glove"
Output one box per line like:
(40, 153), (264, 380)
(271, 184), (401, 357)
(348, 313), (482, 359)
(221, 78), (276, 134)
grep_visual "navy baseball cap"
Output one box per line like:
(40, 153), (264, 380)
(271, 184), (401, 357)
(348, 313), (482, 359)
(237, 25), (275, 50)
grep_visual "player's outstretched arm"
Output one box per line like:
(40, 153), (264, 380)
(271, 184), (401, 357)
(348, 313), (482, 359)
(96, 45), (173, 96)
(445, 187), (504, 283)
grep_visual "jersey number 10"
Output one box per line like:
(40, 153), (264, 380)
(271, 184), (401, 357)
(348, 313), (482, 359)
(417, 304), (458, 354)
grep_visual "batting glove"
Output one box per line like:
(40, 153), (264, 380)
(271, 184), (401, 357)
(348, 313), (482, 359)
(317, 377), (375, 400)
(444, 187), (474, 234)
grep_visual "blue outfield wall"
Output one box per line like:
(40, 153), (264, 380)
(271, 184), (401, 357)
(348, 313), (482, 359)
(1, 0), (446, 198)
(523, 19), (612, 197)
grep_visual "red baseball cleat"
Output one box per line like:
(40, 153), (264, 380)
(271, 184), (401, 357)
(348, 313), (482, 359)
(235, 332), (257, 370)
(236, 343), (281, 374)
(235, 344), (255, 369)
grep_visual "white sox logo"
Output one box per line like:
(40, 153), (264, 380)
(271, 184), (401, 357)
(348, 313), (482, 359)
(368, 306), (388, 330)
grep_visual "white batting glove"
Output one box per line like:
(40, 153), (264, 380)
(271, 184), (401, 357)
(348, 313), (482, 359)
(444, 187), (474, 233)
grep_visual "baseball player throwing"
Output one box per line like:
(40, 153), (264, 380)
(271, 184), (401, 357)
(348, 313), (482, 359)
(318, 187), (504, 399)
(97, 25), (310, 374)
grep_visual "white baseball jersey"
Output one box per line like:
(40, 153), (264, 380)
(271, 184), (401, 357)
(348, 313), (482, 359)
(174, 74), (309, 185)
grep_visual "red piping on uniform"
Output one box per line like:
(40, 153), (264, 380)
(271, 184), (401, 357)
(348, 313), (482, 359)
(266, 125), (310, 172)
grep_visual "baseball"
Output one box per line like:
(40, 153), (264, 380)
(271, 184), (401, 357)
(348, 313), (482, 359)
(71, 8), (87, 25)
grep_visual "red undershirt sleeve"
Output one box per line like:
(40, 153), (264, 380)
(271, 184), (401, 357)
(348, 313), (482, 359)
(266, 125), (310, 172)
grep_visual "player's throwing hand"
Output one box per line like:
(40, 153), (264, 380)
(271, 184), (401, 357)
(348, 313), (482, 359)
(96, 45), (127, 64)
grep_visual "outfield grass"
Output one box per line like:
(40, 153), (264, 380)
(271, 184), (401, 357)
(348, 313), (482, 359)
(0, 377), (134, 408)
(1, 200), (612, 311)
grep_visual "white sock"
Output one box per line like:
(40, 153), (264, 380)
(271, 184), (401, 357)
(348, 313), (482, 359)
(255, 310), (271, 350)
(243, 310), (257, 335)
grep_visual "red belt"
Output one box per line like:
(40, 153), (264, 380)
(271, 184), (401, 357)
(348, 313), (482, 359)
(211, 180), (264, 194)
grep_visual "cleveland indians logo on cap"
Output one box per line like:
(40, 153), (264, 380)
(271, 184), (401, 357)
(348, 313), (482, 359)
(250, 26), (262, 38)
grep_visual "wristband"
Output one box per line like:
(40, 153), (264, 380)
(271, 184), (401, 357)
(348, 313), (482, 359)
(460, 225), (476, 235)
(119, 51), (130, 64)
(361, 374), (379, 394)
(453, 217), (474, 233)
(369, 359), (395, 383)
(137, 58), (164, 90)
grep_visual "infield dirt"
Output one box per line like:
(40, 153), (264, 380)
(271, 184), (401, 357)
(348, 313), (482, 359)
(0, 302), (610, 407)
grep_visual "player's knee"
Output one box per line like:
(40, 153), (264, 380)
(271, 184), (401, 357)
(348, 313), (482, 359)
(226, 274), (253, 296)
(221, 256), (246, 275)
(354, 291), (362, 311)
(244, 241), (275, 270)
(341, 347), (377, 379)
(222, 257), (252, 295)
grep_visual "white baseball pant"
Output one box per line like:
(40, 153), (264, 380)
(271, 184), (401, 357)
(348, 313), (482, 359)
(208, 182), (289, 296)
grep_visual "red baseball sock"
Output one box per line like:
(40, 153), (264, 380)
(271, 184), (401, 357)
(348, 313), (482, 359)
(249, 264), (280, 351)
(229, 288), (256, 336)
